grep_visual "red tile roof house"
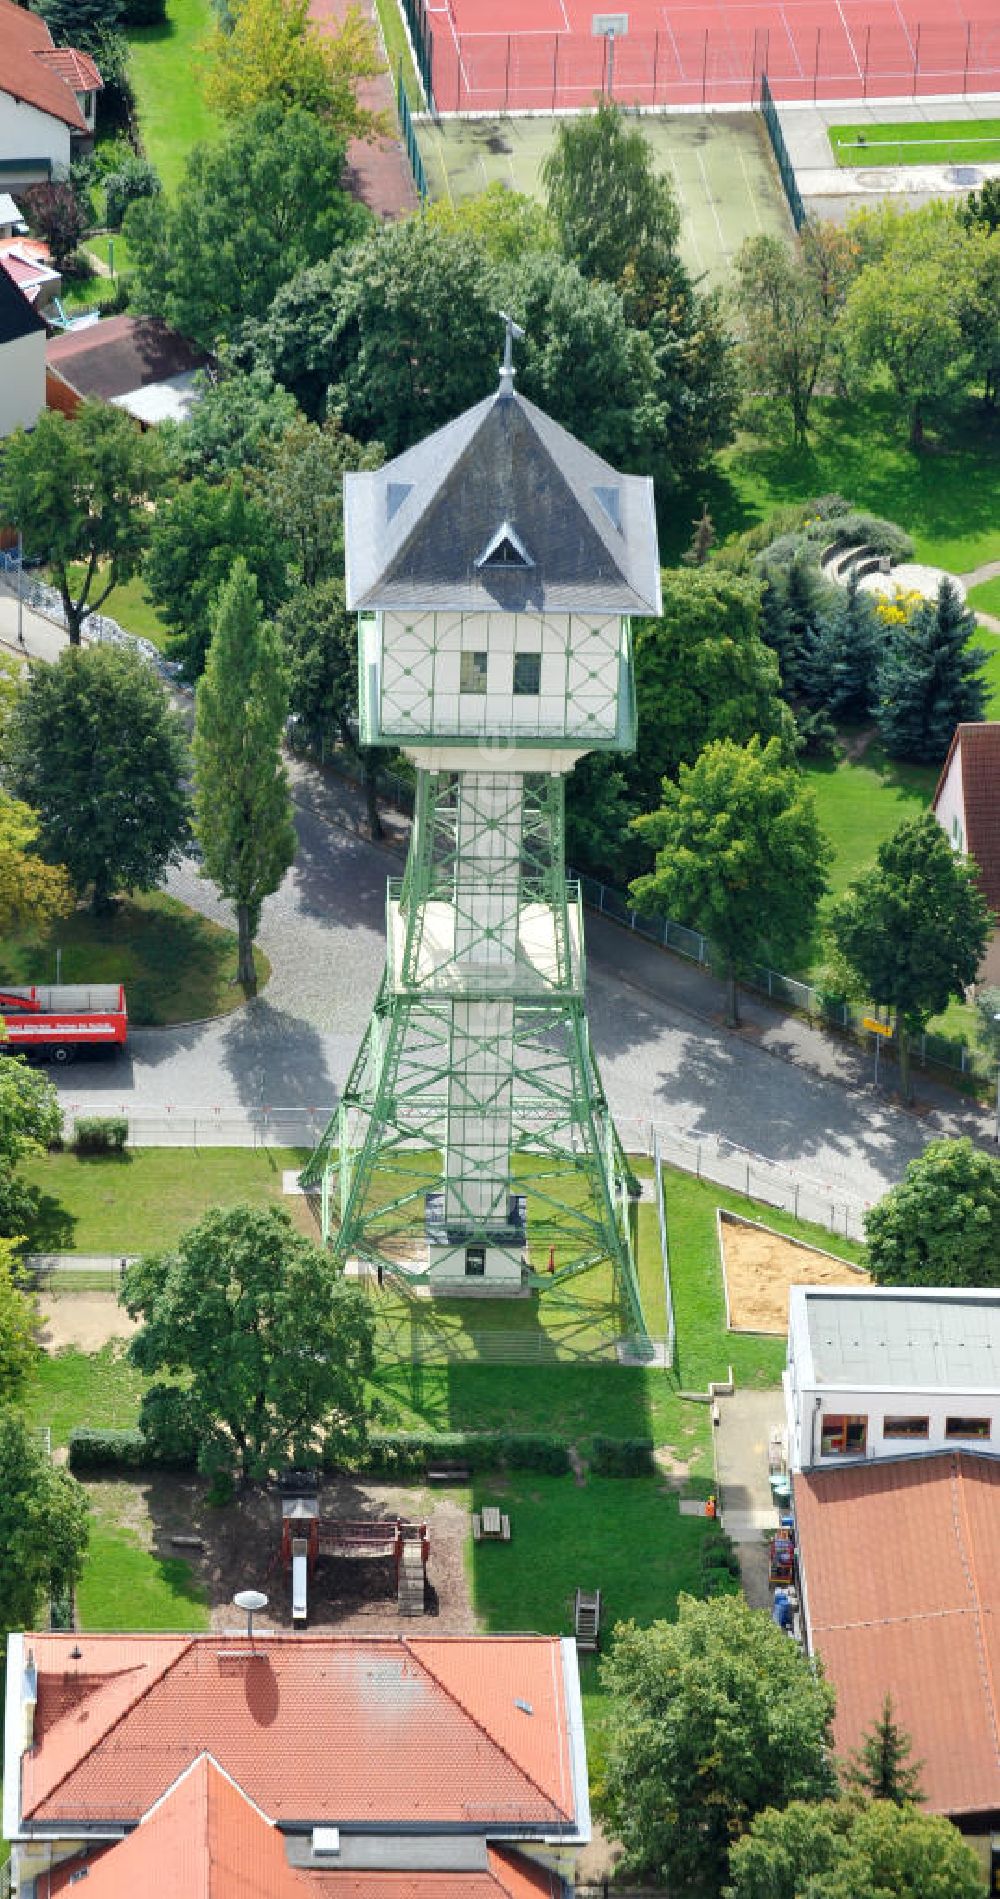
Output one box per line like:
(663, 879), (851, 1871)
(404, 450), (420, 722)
(3, 1633), (589, 1897)
(46, 315), (214, 426)
(794, 1452), (1000, 1836)
(0, 0), (102, 189)
(932, 722), (1000, 984)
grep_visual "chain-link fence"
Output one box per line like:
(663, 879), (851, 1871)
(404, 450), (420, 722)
(57, 1107), (328, 1149)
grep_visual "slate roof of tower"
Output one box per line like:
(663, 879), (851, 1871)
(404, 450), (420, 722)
(344, 384), (661, 616)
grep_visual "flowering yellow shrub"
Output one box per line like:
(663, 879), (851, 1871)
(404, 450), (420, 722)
(875, 588), (924, 627)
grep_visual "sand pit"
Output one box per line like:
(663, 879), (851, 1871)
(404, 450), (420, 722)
(38, 1293), (139, 1354)
(719, 1212), (868, 1335)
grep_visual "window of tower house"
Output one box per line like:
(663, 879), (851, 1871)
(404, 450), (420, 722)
(513, 652), (541, 695)
(460, 650), (488, 694)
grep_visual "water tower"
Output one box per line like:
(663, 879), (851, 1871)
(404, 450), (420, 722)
(302, 327), (660, 1329)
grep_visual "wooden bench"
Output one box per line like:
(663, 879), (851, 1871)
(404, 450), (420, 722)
(472, 1512), (482, 1541)
(475, 1508), (511, 1542)
(426, 1465), (470, 1484)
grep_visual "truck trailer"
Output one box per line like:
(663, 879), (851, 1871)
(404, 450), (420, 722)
(0, 985), (128, 1063)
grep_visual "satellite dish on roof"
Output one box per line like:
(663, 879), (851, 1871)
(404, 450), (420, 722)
(233, 1588), (268, 1645)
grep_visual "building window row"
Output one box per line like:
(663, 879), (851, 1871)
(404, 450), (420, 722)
(459, 650), (542, 697)
(820, 1412), (992, 1455)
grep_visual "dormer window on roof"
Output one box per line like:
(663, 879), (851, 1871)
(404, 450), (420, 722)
(475, 522), (534, 571)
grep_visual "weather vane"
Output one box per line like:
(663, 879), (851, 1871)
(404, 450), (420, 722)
(498, 310), (525, 394)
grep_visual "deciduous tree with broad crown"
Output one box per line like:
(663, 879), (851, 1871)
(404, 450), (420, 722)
(864, 1137), (1000, 1289)
(0, 1406), (90, 1648)
(726, 1798), (983, 1899)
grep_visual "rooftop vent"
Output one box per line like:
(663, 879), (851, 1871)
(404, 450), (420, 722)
(514, 1698), (534, 1715)
(312, 1828), (341, 1857)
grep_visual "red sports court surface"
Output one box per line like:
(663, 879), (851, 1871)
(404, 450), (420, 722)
(421, 0), (1000, 111)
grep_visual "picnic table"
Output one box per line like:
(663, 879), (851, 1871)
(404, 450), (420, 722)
(472, 1507), (511, 1542)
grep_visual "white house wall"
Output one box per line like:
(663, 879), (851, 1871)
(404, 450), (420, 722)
(0, 93), (69, 174)
(0, 329), (44, 436)
(787, 1378), (1000, 1469)
(933, 746), (965, 854)
(373, 611), (626, 746)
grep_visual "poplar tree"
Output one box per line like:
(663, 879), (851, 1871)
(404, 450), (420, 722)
(192, 561), (296, 991)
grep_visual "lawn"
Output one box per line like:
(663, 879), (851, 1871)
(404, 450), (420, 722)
(57, 561), (168, 650)
(802, 740), (937, 903)
(83, 231), (134, 278)
(25, 1340), (148, 1449)
(969, 577), (1000, 622)
(77, 1486), (209, 1631)
(0, 890), (269, 1026)
(20, 1146), (311, 1254)
(829, 119), (1000, 168)
(127, 0), (218, 196)
(676, 394), (1000, 576)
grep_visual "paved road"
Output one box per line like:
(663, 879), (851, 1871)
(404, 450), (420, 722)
(2, 587), (987, 1207)
(48, 756), (987, 1211)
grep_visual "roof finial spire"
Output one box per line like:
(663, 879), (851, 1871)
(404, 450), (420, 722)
(498, 310), (525, 398)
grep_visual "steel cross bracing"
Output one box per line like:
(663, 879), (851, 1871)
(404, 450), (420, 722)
(302, 768), (646, 1336)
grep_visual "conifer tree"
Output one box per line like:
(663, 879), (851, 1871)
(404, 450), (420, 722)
(193, 560), (296, 990)
(800, 574), (880, 721)
(875, 579), (987, 763)
(846, 1693), (924, 1805)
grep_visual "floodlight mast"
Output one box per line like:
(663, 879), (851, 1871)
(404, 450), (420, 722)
(301, 323), (659, 1338)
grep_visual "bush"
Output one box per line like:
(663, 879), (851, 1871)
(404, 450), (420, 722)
(589, 1436), (656, 1476)
(69, 1388), (200, 1474)
(122, 0), (167, 19)
(73, 1116), (128, 1155)
(104, 155), (161, 231)
(68, 1427), (148, 1471)
(344, 1430), (571, 1477)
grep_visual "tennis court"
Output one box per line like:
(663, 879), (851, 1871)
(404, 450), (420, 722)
(416, 113), (792, 284)
(418, 0), (999, 111)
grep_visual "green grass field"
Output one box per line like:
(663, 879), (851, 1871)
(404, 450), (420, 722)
(0, 891), (268, 1027)
(969, 577), (1000, 622)
(802, 741), (937, 903)
(56, 562), (167, 649)
(829, 118), (1000, 168)
(77, 1488), (210, 1631)
(83, 232), (135, 277)
(127, 0), (218, 196)
(21, 1146), (310, 1254)
(681, 396), (1000, 575)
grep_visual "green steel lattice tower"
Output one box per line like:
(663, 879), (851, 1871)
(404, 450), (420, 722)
(301, 346), (661, 1330)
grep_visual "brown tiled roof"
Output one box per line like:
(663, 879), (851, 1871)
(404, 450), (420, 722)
(47, 315), (212, 401)
(933, 721), (1000, 915)
(48, 1759), (561, 1899)
(22, 1634), (576, 1830)
(0, 0), (91, 132)
(34, 47), (103, 94)
(794, 1453), (1000, 1816)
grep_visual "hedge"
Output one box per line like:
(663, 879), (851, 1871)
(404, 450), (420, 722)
(73, 1116), (128, 1155)
(588, 1436), (656, 1477)
(346, 1431), (571, 1477)
(68, 1426), (195, 1474)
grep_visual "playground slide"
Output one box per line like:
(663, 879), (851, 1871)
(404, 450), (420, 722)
(292, 1539), (308, 1626)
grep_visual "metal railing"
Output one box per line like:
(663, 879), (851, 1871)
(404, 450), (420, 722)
(572, 867), (992, 1087)
(397, 64), (428, 201)
(398, 0), (435, 110)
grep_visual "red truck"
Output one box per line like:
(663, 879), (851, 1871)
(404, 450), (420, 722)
(0, 985), (128, 1063)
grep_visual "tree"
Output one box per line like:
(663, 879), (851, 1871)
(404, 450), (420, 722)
(0, 793), (73, 937)
(846, 1694), (923, 1803)
(0, 1246), (40, 1404)
(842, 213), (971, 445)
(166, 369), (301, 481)
(632, 737), (829, 1026)
(726, 1799), (983, 1899)
(259, 415), (383, 589)
(31, 0), (123, 46)
(0, 403), (163, 645)
(542, 101), (684, 317)
(874, 578), (987, 763)
(960, 177), (1000, 236)
(734, 223), (852, 446)
(124, 102), (369, 347)
(864, 1137), (1000, 1289)
(9, 646), (189, 915)
(0, 1055), (61, 1240)
(324, 219), (501, 454)
(122, 1203), (375, 1481)
(276, 576), (384, 838)
(192, 561), (296, 988)
(427, 184), (557, 265)
(239, 255), (350, 420)
(632, 571), (791, 801)
(565, 752), (639, 886)
(958, 225), (1000, 407)
(103, 153), (161, 231)
(205, 0), (386, 142)
(0, 1405), (90, 1647)
(682, 505), (717, 566)
(599, 1595), (837, 1898)
(144, 474), (290, 678)
(20, 180), (86, 271)
(829, 814), (992, 1102)
(799, 573), (880, 721)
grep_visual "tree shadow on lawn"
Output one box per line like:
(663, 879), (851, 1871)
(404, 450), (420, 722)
(24, 1190), (76, 1252)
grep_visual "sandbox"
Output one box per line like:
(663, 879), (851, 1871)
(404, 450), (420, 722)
(718, 1211), (869, 1336)
(38, 1293), (139, 1354)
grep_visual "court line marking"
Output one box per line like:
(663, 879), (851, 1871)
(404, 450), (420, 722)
(777, 3), (806, 76)
(737, 146), (765, 231)
(833, 0), (865, 78)
(668, 154), (706, 279)
(695, 146), (726, 253)
(890, 0), (918, 62)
